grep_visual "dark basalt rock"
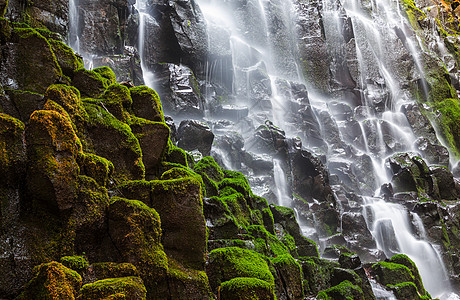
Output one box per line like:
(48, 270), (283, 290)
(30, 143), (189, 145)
(177, 119), (214, 156)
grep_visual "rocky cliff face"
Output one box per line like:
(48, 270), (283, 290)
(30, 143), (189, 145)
(1, 0), (460, 298)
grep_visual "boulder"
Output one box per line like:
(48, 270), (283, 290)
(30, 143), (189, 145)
(18, 262), (82, 300)
(177, 119), (214, 156)
(79, 276), (147, 300)
(0, 113), (25, 187)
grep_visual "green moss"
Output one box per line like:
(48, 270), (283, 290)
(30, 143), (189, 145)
(160, 166), (207, 196)
(73, 68), (110, 98)
(371, 261), (415, 287)
(248, 225), (292, 257)
(129, 85), (164, 122)
(103, 83), (132, 116)
(0, 113), (25, 187)
(48, 39), (83, 76)
(399, 0), (426, 30)
(44, 84), (88, 127)
(77, 152), (114, 187)
(194, 156), (225, 182)
(207, 247), (275, 292)
(220, 277), (275, 300)
(93, 66), (117, 85)
(389, 254), (426, 295)
(219, 170), (253, 198)
(60, 255), (89, 272)
(164, 141), (190, 167)
(19, 261), (82, 300)
(166, 257), (213, 298)
(300, 257), (339, 295)
(83, 101), (145, 180)
(434, 98), (460, 155)
(316, 280), (364, 300)
(79, 276), (147, 300)
(91, 262), (139, 279)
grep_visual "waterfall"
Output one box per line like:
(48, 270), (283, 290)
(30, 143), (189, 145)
(196, 0), (459, 297)
(68, 0), (80, 52)
(134, 0), (156, 89)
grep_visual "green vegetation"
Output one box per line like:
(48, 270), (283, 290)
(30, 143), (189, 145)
(60, 255), (89, 272)
(316, 280), (364, 300)
(220, 277), (275, 300)
(79, 276), (147, 300)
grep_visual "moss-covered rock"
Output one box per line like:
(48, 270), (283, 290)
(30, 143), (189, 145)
(93, 66), (117, 85)
(0, 113), (25, 187)
(79, 276), (147, 300)
(19, 261), (82, 300)
(166, 257), (213, 299)
(77, 152), (114, 187)
(206, 247), (275, 293)
(91, 263), (139, 280)
(194, 156), (225, 182)
(83, 101), (144, 181)
(300, 257), (339, 296)
(316, 280), (364, 300)
(129, 117), (170, 175)
(44, 84), (88, 127)
(389, 254), (426, 296)
(4, 89), (44, 121)
(130, 86), (164, 122)
(220, 277), (276, 300)
(150, 177), (207, 270)
(107, 197), (168, 296)
(370, 261), (415, 287)
(6, 27), (62, 94)
(270, 254), (304, 299)
(72, 68), (110, 98)
(387, 282), (425, 300)
(60, 255), (89, 273)
(102, 83), (132, 121)
(25, 109), (81, 212)
(434, 98), (460, 156)
(48, 39), (83, 77)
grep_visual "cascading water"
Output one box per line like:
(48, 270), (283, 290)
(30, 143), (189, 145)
(134, 0), (156, 89)
(196, 0), (460, 297)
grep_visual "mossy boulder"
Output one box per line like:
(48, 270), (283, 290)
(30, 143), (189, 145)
(166, 258), (213, 299)
(0, 113), (25, 187)
(102, 83), (132, 121)
(389, 254), (426, 296)
(150, 177), (207, 269)
(48, 39), (83, 77)
(83, 101), (144, 180)
(93, 66), (117, 85)
(164, 142), (192, 167)
(130, 86), (164, 122)
(4, 27), (62, 94)
(317, 280), (364, 300)
(60, 255), (89, 273)
(91, 262), (139, 280)
(370, 261), (415, 287)
(194, 156), (225, 182)
(3, 89), (44, 121)
(270, 254), (304, 299)
(434, 98), (460, 156)
(72, 176), (109, 258)
(25, 109), (81, 212)
(387, 282), (423, 300)
(220, 277), (276, 300)
(77, 152), (114, 187)
(19, 261), (82, 300)
(72, 68), (110, 98)
(129, 117), (170, 175)
(107, 197), (168, 295)
(44, 84), (87, 127)
(79, 276), (147, 300)
(206, 247), (275, 293)
(300, 257), (339, 296)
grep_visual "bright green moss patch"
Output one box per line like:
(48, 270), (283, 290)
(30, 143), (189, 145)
(73, 68), (110, 98)
(60, 255), (89, 272)
(248, 225), (291, 257)
(48, 39), (83, 76)
(93, 66), (117, 85)
(129, 85), (164, 122)
(77, 152), (114, 187)
(390, 254), (426, 295)
(371, 261), (415, 287)
(19, 261), (82, 300)
(103, 83), (132, 108)
(219, 170), (253, 198)
(194, 156), (225, 182)
(220, 277), (275, 300)
(435, 98), (460, 155)
(79, 276), (147, 300)
(164, 141), (190, 167)
(207, 247), (274, 292)
(316, 280), (364, 300)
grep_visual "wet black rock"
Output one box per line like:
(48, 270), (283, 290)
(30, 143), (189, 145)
(177, 119), (214, 156)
